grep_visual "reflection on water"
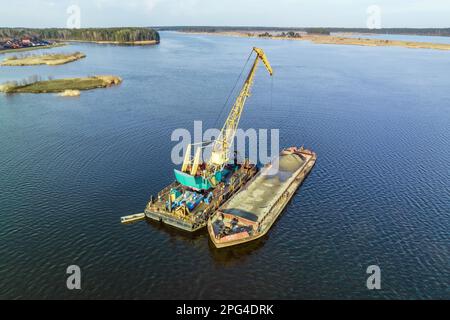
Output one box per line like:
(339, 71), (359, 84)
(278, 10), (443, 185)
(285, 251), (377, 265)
(145, 219), (206, 242)
(208, 237), (268, 267)
(146, 218), (267, 267)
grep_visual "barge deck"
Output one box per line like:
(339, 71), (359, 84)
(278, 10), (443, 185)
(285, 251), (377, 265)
(145, 162), (258, 232)
(208, 147), (317, 248)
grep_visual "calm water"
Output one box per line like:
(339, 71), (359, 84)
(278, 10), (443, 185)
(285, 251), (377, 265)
(0, 32), (449, 299)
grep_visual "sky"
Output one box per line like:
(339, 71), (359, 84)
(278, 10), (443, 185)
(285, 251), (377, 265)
(1, 0), (449, 28)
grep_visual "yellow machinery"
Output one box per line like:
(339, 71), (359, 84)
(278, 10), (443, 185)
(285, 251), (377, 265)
(209, 47), (273, 169)
(177, 47), (273, 190)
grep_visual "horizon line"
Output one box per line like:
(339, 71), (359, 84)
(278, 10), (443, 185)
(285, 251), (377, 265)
(1, 26), (450, 30)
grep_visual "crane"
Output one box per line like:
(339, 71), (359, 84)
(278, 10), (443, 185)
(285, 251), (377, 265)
(209, 47), (273, 168)
(174, 47), (273, 191)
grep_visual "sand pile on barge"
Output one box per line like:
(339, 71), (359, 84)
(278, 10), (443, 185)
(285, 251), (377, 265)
(208, 147), (317, 248)
(222, 153), (306, 221)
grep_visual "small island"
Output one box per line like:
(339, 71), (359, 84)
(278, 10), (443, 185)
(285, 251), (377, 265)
(1, 52), (86, 66)
(0, 75), (122, 94)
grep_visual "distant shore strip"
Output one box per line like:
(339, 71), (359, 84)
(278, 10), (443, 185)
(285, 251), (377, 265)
(182, 31), (450, 51)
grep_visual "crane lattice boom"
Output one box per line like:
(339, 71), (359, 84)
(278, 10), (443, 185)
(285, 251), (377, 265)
(209, 47), (273, 167)
(176, 47), (273, 191)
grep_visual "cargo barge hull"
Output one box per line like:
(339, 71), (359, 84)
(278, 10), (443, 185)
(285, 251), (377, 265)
(208, 147), (317, 248)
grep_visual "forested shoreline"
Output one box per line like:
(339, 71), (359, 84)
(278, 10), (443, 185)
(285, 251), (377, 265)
(0, 28), (160, 43)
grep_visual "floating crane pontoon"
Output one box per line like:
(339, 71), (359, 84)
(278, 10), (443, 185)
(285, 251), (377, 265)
(139, 48), (274, 232)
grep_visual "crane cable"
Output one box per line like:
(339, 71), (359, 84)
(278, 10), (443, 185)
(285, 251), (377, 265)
(213, 51), (253, 130)
(270, 73), (274, 110)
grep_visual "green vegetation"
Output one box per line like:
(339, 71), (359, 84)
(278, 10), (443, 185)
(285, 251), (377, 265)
(0, 75), (122, 94)
(0, 28), (160, 44)
(1, 52), (86, 66)
(280, 31), (302, 38)
(307, 28), (330, 35)
(258, 32), (272, 38)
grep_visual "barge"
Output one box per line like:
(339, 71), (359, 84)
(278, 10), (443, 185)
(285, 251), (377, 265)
(208, 147), (317, 248)
(145, 161), (257, 232)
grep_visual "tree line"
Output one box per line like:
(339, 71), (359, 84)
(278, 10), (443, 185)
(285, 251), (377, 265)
(0, 28), (160, 43)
